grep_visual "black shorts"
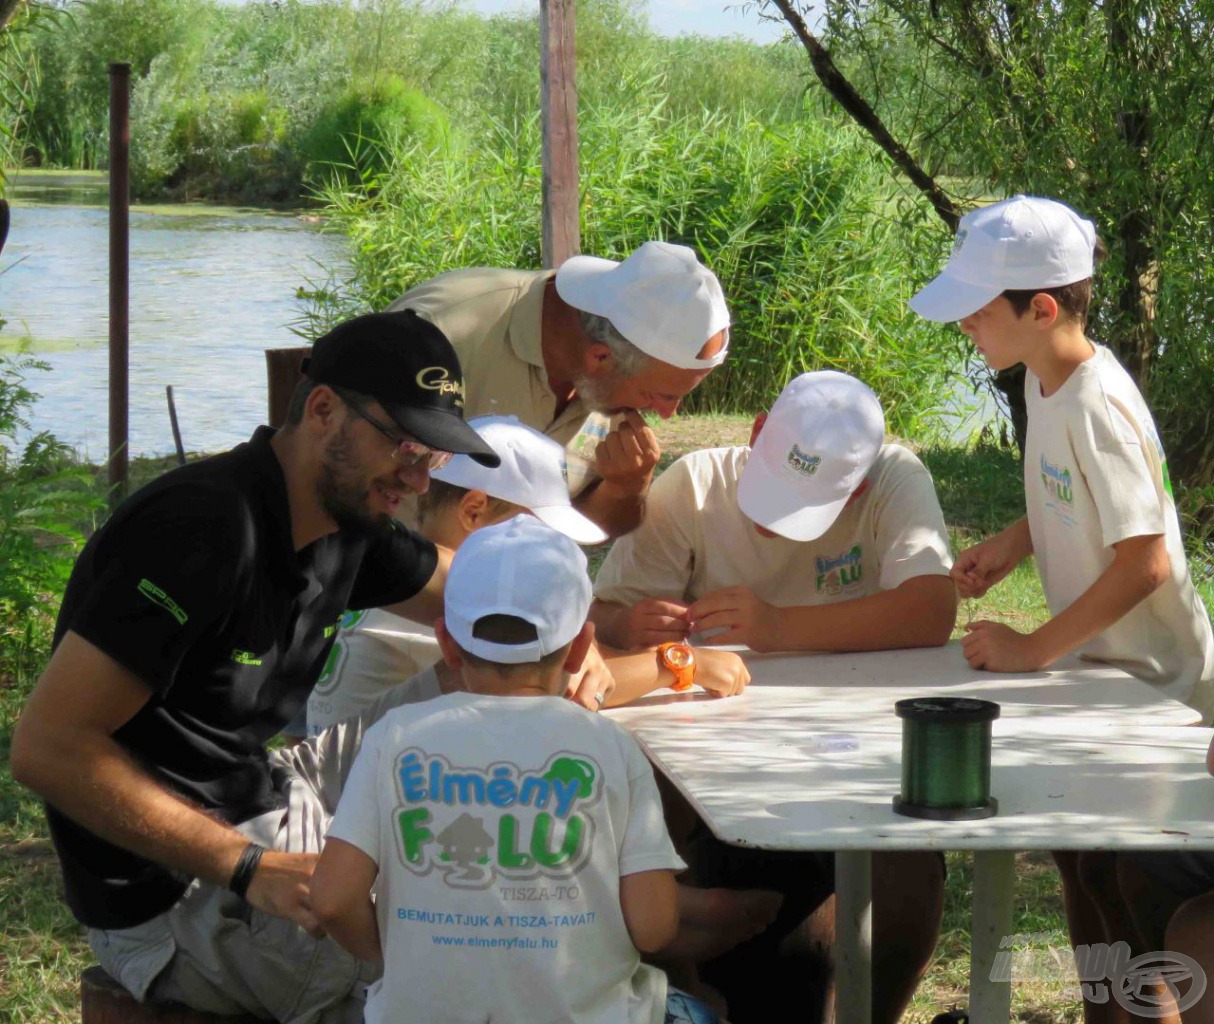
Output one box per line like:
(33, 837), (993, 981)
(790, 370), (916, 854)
(1121, 851), (1214, 903)
(684, 824), (948, 940)
(683, 825), (947, 1024)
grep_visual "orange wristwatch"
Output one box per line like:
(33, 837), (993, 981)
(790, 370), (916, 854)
(657, 642), (697, 692)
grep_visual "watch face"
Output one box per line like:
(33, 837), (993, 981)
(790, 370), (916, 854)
(666, 645), (694, 669)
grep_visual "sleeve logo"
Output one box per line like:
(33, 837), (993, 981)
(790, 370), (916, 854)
(136, 578), (188, 625)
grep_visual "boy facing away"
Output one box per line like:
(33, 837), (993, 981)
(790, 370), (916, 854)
(910, 194), (1214, 722)
(310, 516), (719, 1024)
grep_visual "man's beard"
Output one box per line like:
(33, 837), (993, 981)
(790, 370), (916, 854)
(317, 426), (394, 535)
(571, 371), (626, 415)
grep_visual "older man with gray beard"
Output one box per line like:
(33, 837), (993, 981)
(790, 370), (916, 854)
(386, 241), (730, 538)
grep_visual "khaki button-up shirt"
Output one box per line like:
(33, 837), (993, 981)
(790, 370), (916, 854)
(387, 267), (613, 496)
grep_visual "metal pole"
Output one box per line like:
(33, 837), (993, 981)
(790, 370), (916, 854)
(834, 849), (873, 1024)
(108, 62), (131, 508)
(540, 0), (579, 269)
(970, 850), (1016, 1024)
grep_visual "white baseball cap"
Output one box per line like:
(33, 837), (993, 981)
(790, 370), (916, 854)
(737, 371), (884, 542)
(429, 415), (607, 545)
(910, 195), (1099, 323)
(554, 241), (731, 370)
(444, 516), (592, 665)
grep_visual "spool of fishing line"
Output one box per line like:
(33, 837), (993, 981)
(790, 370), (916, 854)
(893, 696), (1000, 820)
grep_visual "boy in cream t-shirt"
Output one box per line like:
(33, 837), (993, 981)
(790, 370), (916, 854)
(311, 517), (717, 1024)
(910, 194), (1214, 720)
(591, 370), (957, 653)
(590, 370), (955, 1024)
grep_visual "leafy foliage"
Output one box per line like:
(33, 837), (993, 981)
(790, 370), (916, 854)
(0, 358), (103, 684)
(0, 0), (61, 182)
(303, 99), (955, 435)
(18, 0), (805, 204)
(771, 0), (1214, 484)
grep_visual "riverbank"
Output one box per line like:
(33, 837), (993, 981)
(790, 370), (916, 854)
(0, 169), (347, 456)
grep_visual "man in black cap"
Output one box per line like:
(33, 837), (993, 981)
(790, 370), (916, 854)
(12, 311), (500, 1022)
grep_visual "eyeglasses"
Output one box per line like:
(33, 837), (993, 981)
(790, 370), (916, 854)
(342, 399), (453, 471)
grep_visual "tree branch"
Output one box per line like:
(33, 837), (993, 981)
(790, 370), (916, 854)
(0, 0), (24, 33)
(767, 0), (962, 231)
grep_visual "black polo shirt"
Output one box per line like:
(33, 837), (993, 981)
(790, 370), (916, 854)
(46, 427), (438, 929)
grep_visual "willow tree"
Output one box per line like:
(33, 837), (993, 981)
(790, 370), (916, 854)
(767, 0), (1214, 488)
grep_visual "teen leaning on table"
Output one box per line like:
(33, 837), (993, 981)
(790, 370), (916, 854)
(591, 371), (957, 1024)
(910, 194), (1214, 1024)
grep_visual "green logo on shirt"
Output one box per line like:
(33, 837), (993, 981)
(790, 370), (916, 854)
(815, 546), (863, 594)
(136, 578), (188, 625)
(231, 649), (263, 666)
(1040, 455), (1075, 506)
(393, 750), (600, 890)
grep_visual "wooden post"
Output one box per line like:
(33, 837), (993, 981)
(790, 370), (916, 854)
(108, 62), (131, 507)
(540, 0), (579, 269)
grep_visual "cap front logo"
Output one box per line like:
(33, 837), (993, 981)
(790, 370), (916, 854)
(416, 366), (466, 405)
(950, 228), (969, 257)
(786, 444), (821, 478)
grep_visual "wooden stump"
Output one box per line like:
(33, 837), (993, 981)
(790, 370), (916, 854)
(265, 347), (311, 429)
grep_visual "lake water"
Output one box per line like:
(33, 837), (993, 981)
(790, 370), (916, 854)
(1, 170), (995, 458)
(0, 170), (349, 458)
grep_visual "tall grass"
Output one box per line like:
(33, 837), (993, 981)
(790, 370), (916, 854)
(17, 0), (808, 204)
(303, 98), (954, 432)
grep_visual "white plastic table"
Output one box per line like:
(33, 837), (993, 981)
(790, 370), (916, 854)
(607, 644), (1210, 1024)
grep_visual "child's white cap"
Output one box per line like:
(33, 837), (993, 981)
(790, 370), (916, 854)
(429, 415), (608, 545)
(737, 371), (884, 542)
(445, 516), (592, 665)
(554, 241), (730, 370)
(910, 195), (1098, 323)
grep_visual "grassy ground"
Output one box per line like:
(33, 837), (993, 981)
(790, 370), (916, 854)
(2, 419), (1209, 1022)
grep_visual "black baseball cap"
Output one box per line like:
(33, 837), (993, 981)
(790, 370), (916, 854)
(303, 309), (500, 467)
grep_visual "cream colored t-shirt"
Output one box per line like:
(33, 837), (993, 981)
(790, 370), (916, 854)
(593, 444), (953, 611)
(387, 268), (612, 496)
(305, 608), (442, 736)
(1025, 345), (1214, 720)
(329, 694), (683, 1024)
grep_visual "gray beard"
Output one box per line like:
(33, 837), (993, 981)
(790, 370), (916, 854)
(570, 372), (619, 415)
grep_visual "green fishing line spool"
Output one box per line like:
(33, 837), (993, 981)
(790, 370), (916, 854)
(893, 697), (1000, 821)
